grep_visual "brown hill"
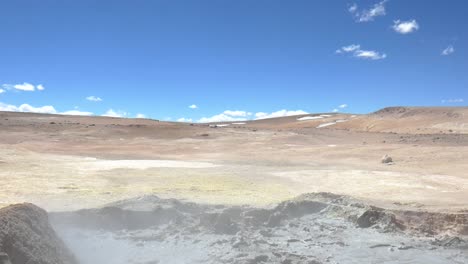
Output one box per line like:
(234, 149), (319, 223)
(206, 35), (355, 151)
(331, 107), (468, 134)
(231, 107), (468, 134)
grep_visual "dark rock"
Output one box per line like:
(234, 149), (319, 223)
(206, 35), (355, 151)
(0, 203), (78, 264)
(356, 208), (401, 231)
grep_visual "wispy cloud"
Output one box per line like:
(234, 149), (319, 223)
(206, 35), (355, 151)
(332, 104), (349, 112)
(336, 44), (386, 60)
(136, 113), (146, 118)
(349, 0), (387, 23)
(86, 96), (103, 102)
(102, 109), (127, 118)
(392, 20), (419, 34)
(1, 82), (45, 92)
(441, 45), (455, 56)
(0, 89), (5, 94)
(348, 3), (358, 13)
(441, 98), (464, 103)
(189, 104), (198, 109)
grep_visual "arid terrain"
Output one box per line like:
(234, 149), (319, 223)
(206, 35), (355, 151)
(1, 106), (468, 212)
(1, 106), (468, 263)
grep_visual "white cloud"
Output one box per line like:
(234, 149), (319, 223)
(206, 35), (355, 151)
(136, 113), (146, 118)
(13, 82), (35, 91)
(2, 82), (46, 92)
(86, 96), (103, 102)
(0, 101), (97, 116)
(392, 20), (419, 34)
(339, 104), (348, 108)
(336, 44), (386, 60)
(332, 109), (339, 113)
(0, 103), (19, 112)
(254, 109), (308, 120)
(102, 109), (127, 118)
(19, 104), (56, 113)
(198, 114), (246, 123)
(0, 89), (4, 94)
(223, 110), (251, 117)
(0, 101), (98, 116)
(0, 102), (57, 114)
(442, 98), (464, 103)
(197, 109), (255, 123)
(61, 110), (93, 116)
(189, 104), (198, 109)
(349, 1), (387, 23)
(177, 117), (193, 122)
(354, 50), (387, 60)
(441, 45), (455, 56)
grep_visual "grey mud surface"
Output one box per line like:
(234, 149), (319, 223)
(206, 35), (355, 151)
(50, 193), (468, 264)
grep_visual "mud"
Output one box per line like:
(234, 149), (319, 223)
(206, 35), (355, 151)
(50, 193), (468, 264)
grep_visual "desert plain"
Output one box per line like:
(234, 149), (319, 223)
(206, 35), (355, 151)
(1, 106), (467, 212)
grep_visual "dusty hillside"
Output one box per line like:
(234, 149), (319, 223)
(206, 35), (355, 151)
(227, 107), (468, 134)
(330, 107), (468, 134)
(203, 106), (466, 135)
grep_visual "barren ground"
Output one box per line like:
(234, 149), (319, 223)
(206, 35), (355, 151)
(1, 107), (467, 213)
(2, 107), (468, 263)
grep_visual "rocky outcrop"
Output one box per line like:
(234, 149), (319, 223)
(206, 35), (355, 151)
(0, 203), (77, 264)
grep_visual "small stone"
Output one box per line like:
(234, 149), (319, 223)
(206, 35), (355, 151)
(381, 154), (393, 164)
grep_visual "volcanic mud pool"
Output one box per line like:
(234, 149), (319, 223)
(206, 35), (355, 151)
(50, 193), (468, 264)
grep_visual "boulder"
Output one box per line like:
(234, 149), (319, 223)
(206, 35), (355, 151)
(381, 154), (393, 164)
(0, 203), (78, 264)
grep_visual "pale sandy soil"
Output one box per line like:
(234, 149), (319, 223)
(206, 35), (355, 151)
(1, 107), (468, 212)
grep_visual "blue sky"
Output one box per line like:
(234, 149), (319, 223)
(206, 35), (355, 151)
(0, 0), (466, 122)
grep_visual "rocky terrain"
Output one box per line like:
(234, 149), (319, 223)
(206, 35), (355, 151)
(50, 193), (468, 264)
(0, 204), (77, 264)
